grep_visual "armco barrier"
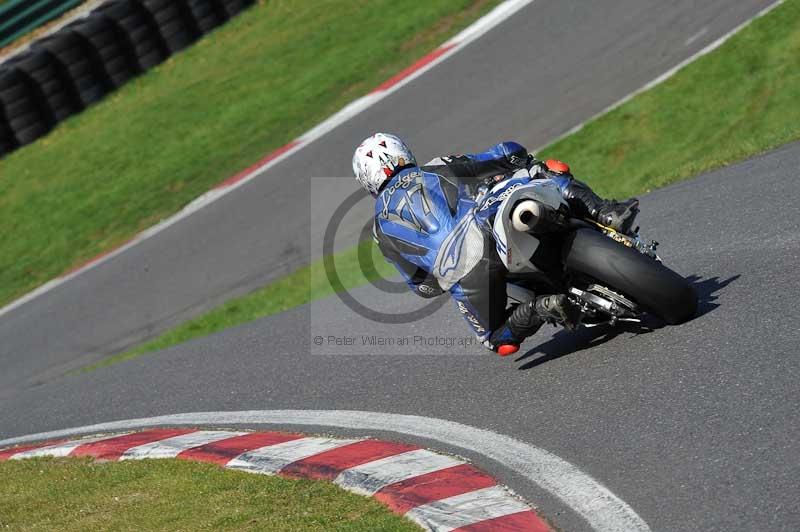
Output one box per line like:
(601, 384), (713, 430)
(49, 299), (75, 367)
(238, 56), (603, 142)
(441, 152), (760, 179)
(0, 0), (254, 158)
(0, 0), (84, 48)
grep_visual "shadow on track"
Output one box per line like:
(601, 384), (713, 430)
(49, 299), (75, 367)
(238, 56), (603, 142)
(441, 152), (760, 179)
(514, 274), (739, 370)
(515, 321), (659, 371)
(687, 274), (740, 318)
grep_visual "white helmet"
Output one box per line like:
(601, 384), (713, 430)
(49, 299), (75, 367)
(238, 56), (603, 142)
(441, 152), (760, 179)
(352, 133), (416, 196)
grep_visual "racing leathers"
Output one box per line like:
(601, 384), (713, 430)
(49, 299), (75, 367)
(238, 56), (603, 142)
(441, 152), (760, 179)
(372, 141), (637, 352)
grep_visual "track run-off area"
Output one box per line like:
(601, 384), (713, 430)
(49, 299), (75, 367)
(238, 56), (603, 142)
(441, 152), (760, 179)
(1, 1), (798, 531)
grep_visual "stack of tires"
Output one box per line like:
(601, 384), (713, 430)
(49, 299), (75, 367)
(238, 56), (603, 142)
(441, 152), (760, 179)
(33, 32), (112, 110)
(0, 0), (254, 159)
(67, 13), (141, 88)
(0, 66), (50, 150)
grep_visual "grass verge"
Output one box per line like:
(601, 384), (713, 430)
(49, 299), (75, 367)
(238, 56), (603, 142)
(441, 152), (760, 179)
(88, 0), (800, 369)
(0, 457), (419, 531)
(0, 0), (500, 308)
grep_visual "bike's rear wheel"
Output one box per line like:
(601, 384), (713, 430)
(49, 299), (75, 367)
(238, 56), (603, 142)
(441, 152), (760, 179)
(564, 228), (697, 324)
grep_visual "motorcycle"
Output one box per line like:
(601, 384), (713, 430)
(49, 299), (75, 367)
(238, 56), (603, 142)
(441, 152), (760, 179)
(482, 169), (698, 328)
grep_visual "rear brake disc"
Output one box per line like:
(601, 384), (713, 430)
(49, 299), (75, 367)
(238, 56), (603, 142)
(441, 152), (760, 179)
(586, 284), (638, 315)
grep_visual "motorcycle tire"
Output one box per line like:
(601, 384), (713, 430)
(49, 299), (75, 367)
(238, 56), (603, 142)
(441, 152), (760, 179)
(564, 228), (697, 324)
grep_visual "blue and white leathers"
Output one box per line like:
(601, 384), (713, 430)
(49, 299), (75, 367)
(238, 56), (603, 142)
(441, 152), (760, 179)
(373, 142), (541, 340)
(375, 169), (471, 277)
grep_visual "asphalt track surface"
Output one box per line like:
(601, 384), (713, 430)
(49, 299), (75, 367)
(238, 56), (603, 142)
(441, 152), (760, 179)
(0, 0), (780, 397)
(3, 143), (800, 531)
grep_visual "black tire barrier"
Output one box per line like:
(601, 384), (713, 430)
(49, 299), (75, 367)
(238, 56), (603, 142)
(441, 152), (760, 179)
(0, 0), (255, 158)
(187, 0), (228, 34)
(220, 0), (251, 18)
(5, 50), (70, 124)
(33, 31), (113, 108)
(96, 0), (169, 72)
(0, 63), (54, 148)
(140, 0), (200, 54)
(0, 105), (19, 157)
(67, 14), (141, 89)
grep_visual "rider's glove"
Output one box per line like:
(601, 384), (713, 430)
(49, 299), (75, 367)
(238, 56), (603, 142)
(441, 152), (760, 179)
(414, 280), (444, 298)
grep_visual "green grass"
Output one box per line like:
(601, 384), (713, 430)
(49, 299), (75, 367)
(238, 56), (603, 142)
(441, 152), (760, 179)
(0, 0), (500, 308)
(87, 0), (800, 369)
(0, 457), (420, 531)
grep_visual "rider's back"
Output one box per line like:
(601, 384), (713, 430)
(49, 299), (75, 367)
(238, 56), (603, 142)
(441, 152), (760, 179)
(374, 167), (464, 274)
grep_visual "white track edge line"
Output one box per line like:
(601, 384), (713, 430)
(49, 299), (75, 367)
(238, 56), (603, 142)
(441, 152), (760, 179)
(0, 410), (651, 532)
(0, 0), (535, 320)
(534, 0), (785, 152)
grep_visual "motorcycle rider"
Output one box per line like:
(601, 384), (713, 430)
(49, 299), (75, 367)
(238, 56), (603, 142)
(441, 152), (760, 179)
(353, 133), (639, 355)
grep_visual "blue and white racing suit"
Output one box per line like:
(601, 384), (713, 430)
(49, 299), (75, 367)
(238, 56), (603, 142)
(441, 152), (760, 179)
(373, 141), (577, 348)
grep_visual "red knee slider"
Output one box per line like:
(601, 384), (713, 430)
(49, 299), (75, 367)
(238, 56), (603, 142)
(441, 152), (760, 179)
(545, 159), (570, 174)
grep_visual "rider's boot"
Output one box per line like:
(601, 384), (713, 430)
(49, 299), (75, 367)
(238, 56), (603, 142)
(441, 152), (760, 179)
(489, 298), (545, 356)
(508, 294), (581, 335)
(563, 179), (640, 234)
(534, 294), (582, 331)
(597, 200), (640, 235)
(489, 294), (582, 355)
